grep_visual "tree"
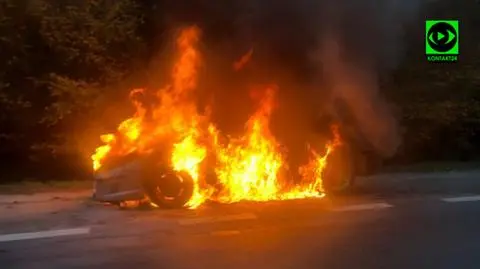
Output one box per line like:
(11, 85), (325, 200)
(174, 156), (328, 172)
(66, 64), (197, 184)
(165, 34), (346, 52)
(0, 0), (147, 180)
(386, 0), (480, 162)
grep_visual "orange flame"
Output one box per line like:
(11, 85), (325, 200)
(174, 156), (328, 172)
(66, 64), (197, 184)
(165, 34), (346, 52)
(91, 26), (342, 209)
(212, 86), (283, 203)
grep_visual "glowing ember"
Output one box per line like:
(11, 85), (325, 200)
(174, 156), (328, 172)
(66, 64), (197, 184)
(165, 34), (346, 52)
(233, 48), (254, 71)
(91, 26), (342, 209)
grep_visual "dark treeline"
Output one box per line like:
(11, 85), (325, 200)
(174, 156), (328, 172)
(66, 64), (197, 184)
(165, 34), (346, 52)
(0, 0), (479, 182)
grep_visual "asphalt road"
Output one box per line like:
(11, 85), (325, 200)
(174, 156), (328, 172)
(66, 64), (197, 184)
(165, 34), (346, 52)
(1, 171), (480, 269)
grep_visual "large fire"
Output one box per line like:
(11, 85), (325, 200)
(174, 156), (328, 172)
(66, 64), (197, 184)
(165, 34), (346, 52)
(91, 26), (342, 209)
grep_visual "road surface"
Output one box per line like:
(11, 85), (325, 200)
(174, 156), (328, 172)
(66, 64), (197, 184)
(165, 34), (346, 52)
(1, 171), (480, 269)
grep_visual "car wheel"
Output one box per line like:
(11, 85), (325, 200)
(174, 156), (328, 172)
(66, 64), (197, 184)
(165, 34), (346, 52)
(322, 142), (355, 195)
(143, 170), (194, 209)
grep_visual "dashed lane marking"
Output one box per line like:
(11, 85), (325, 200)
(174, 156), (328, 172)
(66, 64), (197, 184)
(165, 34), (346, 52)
(0, 227), (91, 243)
(329, 202), (393, 212)
(178, 213), (257, 226)
(441, 195), (480, 203)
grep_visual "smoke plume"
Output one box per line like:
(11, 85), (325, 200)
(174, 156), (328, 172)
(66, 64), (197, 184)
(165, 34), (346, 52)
(158, 0), (429, 158)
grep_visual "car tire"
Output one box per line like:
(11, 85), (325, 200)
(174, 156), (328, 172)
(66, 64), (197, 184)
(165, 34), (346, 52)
(322, 142), (355, 196)
(143, 170), (194, 209)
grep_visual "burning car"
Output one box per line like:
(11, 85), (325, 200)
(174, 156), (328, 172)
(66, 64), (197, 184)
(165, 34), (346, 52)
(91, 26), (382, 209)
(91, 123), (374, 209)
(93, 152), (195, 208)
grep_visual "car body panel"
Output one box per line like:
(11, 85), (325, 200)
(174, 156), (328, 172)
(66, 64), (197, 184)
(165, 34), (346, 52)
(93, 160), (145, 202)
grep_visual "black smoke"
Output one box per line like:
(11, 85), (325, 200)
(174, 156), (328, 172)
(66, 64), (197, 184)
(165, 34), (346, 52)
(151, 0), (430, 158)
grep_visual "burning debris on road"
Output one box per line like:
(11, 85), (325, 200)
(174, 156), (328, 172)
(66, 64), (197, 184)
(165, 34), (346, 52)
(91, 26), (345, 209)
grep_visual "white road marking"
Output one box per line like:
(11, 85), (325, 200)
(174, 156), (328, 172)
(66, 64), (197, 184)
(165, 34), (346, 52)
(441, 195), (480, 203)
(178, 213), (257, 226)
(330, 202), (393, 212)
(0, 227), (90, 243)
